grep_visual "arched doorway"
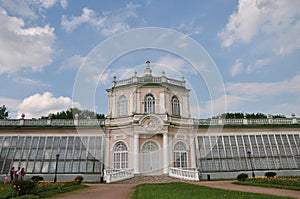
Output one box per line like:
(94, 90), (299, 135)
(142, 141), (161, 175)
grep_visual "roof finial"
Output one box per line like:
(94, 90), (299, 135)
(146, 60), (150, 67)
(144, 60), (152, 76)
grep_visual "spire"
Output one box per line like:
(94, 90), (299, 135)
(144, 60), (152, 76)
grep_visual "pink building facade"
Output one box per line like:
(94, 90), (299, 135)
(105, 61), (196, 175)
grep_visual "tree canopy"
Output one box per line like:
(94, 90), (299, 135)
(0, 105), (9, 119)
(212, 112), (286, 119)
(41, 108), (105, 119)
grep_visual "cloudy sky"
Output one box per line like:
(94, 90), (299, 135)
(0, 0), (299, 119)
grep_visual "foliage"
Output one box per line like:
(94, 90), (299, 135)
(272, 114), (286, 118)
(12, 179), (37, 196)
(41, 107), (105, 119)
(0, 105), (9, 119)
(0, 181), (85, 199)
(265, 172), (277, 178)
(212, 112), (287, 119)
(36, 181), (78, 193)
(0, 183), (12, 198)
(132, 182), (286, 199)
(75, 176), (84, 184)
(237, 173), (248, 181)
(234, 176), (300, 191)
(31, 176), (44, 183)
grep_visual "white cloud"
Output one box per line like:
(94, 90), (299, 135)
(0, 97), (21, 118)
(0, 0), (37, 18)
(0, 0), (68, 18)
(59, 54), (85, 71)
(154, 55), (196, 77)
(31, 0), (68, 9)
(218, 0), (300, 55)
(16, 92), (81, 118)
(191, 95), (250, 118)
(11, 76), (50, 87)
(230, 59), (244, 76)
(61, 3), (141, 36)
(177, 20), (202, 36)
(226, 73), (300, 99)
(0, 8), (56, 74)
(246, 57), (271, 73)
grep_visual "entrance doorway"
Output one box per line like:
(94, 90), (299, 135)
(142, 141), (161, 175)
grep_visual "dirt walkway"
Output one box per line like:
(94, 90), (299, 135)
(55, 181), (300, 199)
(194, 181), (300, 199)
(54, 184), (136, 199)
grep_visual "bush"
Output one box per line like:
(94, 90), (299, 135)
(12, 179), (37, 196)
(237, 173), (248, 181)
(31, 176), (44, 183)
(265, 172), (277, 178)
(75, 176), (83, 184)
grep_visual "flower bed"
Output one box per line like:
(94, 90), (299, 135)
(0, 178), (85, 198)
(234, 176), (300, 191)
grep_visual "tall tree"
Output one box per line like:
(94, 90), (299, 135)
(42, 108), (105, 119)
(0, 105), (9, 119)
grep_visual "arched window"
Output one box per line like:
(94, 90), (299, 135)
(118, 95), (128, 116)
(144, 94), (155, 114)
(174, 142), (187, 168)
(113, 142), (128, 169)
(171, 96), (180, 116)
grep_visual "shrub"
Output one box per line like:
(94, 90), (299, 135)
(265, 172), (277, 178)
(237, 173), (248, 181)
(75, 176), (83, 184)
(12, 179), (37, 196)
(31, 176), (44, 183)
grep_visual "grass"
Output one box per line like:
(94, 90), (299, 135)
(234, 176), (300, 191)
(132, 182), (292, 199)
(0, 182), (87, 199)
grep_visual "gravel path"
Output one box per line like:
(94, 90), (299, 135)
(54, 180), (300, 199)
(54, 184), (136, 199)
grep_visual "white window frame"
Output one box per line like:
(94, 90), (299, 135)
(144, 94), (155, 114)
(171, 96), (180, 116)
(174, 142), (187, 168)
(118, 95), (128, 117)
(113, 142), (128, 169)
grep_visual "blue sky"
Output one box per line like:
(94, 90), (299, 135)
(0, 0), (299, 119)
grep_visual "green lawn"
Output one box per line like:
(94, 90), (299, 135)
(234, 176), (300, 191)
(132, 182), (292, 199)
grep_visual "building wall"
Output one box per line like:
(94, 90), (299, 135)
(0, 129), (105, 175)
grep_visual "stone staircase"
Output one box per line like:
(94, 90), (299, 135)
(114, 175), (187, 184)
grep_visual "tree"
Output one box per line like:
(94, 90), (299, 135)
(41, 108), (105, 119)
(0, 105), (9, 119)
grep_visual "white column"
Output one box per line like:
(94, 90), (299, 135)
(133, 133), (139, 174)
(163, 132), (169, 174)
(136, 91), (140, 113)
(112, 94), (116, 117)
(104, 135), (110, 169)
(130, 92), (133, 114)
(159, 91), (165, 113)
(190, 134), (196, 168)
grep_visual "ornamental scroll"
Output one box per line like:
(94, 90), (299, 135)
(141, 116), (162, 131)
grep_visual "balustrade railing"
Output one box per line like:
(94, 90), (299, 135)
(169, 167), (199, 181)
(0, 117), (298, 127)
(0, 119), (105, 127)
(193, 118), (299, 126)
(105, 168), (134, 183)
(113, 75), (185, 87)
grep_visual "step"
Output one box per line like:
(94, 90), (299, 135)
(114, 175), (187, 184)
